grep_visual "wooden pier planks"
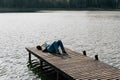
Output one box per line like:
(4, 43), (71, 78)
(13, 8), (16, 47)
(26, 47), (120, 80)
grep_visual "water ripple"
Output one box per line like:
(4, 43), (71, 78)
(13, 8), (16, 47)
(0, 11), (120, 79)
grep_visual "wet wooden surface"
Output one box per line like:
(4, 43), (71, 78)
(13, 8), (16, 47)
(26, 47), (120, 80)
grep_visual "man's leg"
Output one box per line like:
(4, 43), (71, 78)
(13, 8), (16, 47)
(52, 41), (60, 54)
(57, 40), (66, 53)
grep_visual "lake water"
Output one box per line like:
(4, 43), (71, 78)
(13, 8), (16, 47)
(0, 11), (120, 80)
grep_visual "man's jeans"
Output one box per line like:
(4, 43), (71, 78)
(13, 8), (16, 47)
(47, 40), (65, 54)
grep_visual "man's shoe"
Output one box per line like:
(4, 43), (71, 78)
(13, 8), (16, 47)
(63, 51), (67, 53)
(62, 51), (68, 56)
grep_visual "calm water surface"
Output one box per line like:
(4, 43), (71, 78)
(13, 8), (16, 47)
(0, 11), (120, 80)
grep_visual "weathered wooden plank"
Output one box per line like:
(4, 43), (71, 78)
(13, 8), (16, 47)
(26, 47), (75, 80)
(26, 47), (120, 80)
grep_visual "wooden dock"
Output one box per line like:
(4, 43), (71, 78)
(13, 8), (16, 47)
(26, 47), (120, 80)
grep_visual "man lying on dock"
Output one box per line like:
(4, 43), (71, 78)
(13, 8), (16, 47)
(36, 40), (67, 55)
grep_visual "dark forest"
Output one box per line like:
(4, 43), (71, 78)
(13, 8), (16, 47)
(0, 0), (120, 9)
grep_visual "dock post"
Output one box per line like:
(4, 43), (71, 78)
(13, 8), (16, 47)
(56, 71), (59, 80)
(29, 52), (32, 66)
(95, 55), (99, 60)
(40, 59), (43, 70)
(83, 51), (87, 56)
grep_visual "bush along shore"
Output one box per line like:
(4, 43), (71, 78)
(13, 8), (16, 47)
(0, 8), (120, 12)
(0, 0), (120, 12)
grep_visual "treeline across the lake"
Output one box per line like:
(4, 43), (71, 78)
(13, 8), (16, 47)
(0, 0), (120, 9)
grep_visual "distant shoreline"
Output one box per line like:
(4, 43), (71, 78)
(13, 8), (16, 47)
(0, 8), (120, 13)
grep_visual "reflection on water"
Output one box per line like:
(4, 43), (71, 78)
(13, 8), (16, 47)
(0, 11), (120, 80)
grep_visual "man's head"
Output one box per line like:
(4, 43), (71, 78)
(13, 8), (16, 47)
(36, 45), (42, 50)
